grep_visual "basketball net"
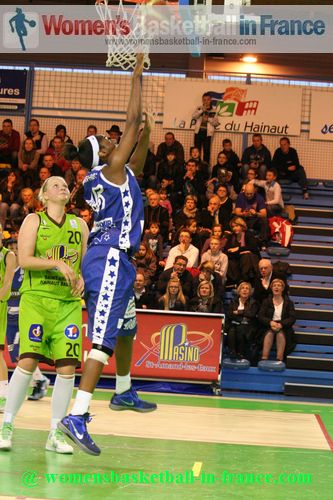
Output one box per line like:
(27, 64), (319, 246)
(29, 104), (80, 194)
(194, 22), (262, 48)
(95, 0), (151, 70)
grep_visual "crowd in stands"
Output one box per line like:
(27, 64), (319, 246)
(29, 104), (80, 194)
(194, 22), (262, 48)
(0, 115), (304, 365)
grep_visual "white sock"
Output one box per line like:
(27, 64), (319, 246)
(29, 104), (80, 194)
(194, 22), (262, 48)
(51, 374), (75, 430)
(32, 366), (44, 383)
(116, 373), (131, 394)
(0, 380), (8, 398)
(71, 390), (92, 416)
(3, 366), (33, 424)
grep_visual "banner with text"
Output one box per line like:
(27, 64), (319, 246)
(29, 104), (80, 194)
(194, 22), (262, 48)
(5, 309), (223, 382)
(0, 69), (27, 114)
(309, 91), (333, 141)
(163, 81), (302, 136)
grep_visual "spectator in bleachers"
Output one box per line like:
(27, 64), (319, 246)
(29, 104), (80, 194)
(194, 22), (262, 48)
(67, 168), (88, 215)
(143, 221), (164, 262)
(157, 277), (187, 311)
(174, 195), (201, 232)
(78, 206), (94, 231)
(158, 188), (173, 218)
(225, 217), (261, 284)
(192, 92), (219, 164)
(241, 133), (271, 180)
(133, 271), (155, 309)
(259, 278), (296, 364)
(189, 146), (210, 181)
(46, 136), (71, 174)
(200, 195), (221, 230)
(144, 192), (170, 242)
(25, 119), (48, 156)
(86, 125), (97, 137)
(210, 151), (233, 186)
(253, 259), (277, 302)
(272, 137), (309, 199)
(65, 158), (82, 188)
(32, 166), (51, 194)
(234, 183), (268, 247)
(221, 138), (241, 181)
(189, 279), (223, 314)
(250, 168), (284, 216)
(156, 132), (185, 166)
(0, 171), (22, 230)
(225, 281), (258, 361)
(18, 138), (40, 187)
(53, 124), (73, 145)
(182, 159), (206, 207)
(193, 260), (224, 298)
(164, 228), (199, 270)
(157, 255), (193, 300)
(201, 236), (228, 283)
(214, 184), (233, 229)
(132, 241), (157, 287)
(106, 124), (122, 144)
(42, 153), (63, 179)
(0, 119), (20, 167)
(11, 187), (38, 229)
(183, 218), (206, 252)
(157, 149), (184, 203)
(201, 223), (228, 255)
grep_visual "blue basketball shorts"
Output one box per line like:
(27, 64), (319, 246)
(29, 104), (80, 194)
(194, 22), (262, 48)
(82, 245), (137, 352)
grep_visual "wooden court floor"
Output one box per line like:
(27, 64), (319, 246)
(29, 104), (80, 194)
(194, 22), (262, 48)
(0, 391), (332, 500)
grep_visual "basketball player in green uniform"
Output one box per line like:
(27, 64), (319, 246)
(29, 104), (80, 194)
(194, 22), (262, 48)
(0, 225), (16, 413)
(0, 176), (89, 453)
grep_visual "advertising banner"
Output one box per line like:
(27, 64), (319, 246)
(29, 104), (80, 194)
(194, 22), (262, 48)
(309, 91), (333, 141)
(5, 309), (223, 382)
(0, 69), (27, 114)
(163, 80), (302, 136)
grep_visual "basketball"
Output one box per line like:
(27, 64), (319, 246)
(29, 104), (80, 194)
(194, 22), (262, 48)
(28, 20), (36, 27)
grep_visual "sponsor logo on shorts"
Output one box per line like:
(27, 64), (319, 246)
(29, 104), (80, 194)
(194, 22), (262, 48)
(123, 318), (137, 331)
(64, 324), (80, 340)
(28, 324), (43, 342)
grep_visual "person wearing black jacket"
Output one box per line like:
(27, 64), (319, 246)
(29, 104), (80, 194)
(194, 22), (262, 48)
(133, 272), (155, 309)
(272, 137), (309, 199)
(157, 255), (193, 300)
(144, 192), (170, 242)
(258, 278), (296, 363)
(224, 217), (261, 284)
(189, 280), (223, 314)
(225, 281), (258, 361)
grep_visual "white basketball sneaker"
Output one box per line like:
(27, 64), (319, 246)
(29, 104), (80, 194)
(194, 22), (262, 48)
(45, 429), (74, 454)
(0, 423), (13, 451)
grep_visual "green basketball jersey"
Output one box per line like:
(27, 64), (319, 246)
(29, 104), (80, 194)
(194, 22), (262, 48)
(0, 246), (10, 302)
(21, 211), (82, 301)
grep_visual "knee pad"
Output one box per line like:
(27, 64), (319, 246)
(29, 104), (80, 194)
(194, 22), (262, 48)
(87, 348), (109, 364)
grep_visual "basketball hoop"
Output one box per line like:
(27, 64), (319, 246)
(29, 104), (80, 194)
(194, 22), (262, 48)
(95, 0), (151, 71)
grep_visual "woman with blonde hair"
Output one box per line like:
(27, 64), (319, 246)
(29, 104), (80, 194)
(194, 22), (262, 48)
(0, 176), (89, 453)
(225, 281), (258, 361)
(157, 277), (187, 311)
(190, 279), (223, 313)
(259, 278), (296, 364)
(225, 216), (261, 284)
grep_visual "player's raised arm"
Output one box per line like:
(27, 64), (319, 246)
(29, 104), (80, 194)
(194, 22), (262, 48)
(103, 54), (144, 178)
(129, 110), (154, 177)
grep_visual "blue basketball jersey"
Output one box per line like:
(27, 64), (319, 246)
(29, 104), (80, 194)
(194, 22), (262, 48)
(84, 165), (144, 256)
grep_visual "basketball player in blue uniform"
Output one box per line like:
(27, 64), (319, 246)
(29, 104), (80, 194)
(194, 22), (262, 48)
(60, 54), (156, 456)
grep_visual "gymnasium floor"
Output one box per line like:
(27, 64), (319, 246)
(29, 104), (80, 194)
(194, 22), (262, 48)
(0, 391), (332, 500)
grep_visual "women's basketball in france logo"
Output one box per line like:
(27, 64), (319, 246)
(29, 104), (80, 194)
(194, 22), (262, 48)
(135, 323), (215, 367)
(3, 8), (39, 51)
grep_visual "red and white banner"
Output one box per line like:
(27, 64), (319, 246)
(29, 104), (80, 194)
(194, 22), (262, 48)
(5, 310), (224, 382)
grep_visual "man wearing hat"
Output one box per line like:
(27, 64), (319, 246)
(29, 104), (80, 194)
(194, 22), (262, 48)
(106, 125), (122, 145)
